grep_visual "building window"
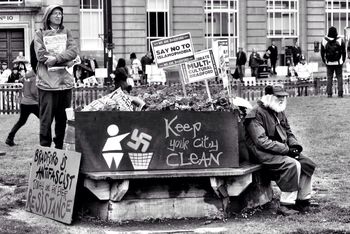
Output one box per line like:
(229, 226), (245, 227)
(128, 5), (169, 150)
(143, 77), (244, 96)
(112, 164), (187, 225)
(147, 0), (169, 51)
(0, 0), (22, 3)
(204, 0), (239, 57)
(326, 0), (350, 35)
(267, 0), (298, 38)
(80, 0), (104, 51)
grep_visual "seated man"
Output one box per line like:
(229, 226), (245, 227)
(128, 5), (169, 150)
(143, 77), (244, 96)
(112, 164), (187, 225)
(294, 55), (312, 81)
(244, 85), (317, 215)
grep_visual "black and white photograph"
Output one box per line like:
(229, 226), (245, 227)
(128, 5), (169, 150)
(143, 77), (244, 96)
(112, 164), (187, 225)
(0, 0), (349, 233)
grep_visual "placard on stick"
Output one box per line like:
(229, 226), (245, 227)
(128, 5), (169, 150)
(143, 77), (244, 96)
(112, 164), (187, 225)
(151, 32), (195, 68)
(180, 49), (218, 84)
(25, 146), (81, 224)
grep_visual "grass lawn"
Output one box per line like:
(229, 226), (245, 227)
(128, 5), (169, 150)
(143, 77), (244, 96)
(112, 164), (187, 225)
(0, 95), (350, 233)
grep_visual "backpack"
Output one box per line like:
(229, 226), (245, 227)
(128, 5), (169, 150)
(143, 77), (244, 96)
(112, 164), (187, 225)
(325, 37), (342, 62)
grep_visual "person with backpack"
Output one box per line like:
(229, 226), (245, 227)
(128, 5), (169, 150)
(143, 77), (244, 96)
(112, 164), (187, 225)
(321, 26), (346, 98)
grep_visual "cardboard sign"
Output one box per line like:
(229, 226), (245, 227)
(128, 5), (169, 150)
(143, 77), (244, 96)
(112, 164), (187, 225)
(181, 49), (218, 84)
(75, 111), (239, 172)
(25, 146), (81, 224)
(145, 64), (166, 84)
(95, 68), (108, 78)
(151, 32), (195, 68)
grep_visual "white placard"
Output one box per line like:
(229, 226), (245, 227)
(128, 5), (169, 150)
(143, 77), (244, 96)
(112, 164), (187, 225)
(151, 32), (195, 68)
(181, 49), (218, 84)
(95, 68), (108, 78)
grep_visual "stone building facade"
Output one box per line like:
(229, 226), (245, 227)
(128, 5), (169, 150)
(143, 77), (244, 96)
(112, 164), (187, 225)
(0, 0), (347, 68)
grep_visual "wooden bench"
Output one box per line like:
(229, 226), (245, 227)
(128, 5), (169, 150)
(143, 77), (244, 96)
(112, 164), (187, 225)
(80, 163), (272, 222)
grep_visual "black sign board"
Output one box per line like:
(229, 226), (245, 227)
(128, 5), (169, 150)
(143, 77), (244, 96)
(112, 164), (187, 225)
(75, 111), (239, 172)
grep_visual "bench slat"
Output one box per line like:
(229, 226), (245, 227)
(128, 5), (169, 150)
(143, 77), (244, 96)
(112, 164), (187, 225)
(82, 164), (261, 180)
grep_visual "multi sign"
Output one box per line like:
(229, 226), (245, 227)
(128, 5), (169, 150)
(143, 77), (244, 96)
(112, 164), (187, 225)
(26, 146), (81, 224)
(75, 111), (239, 172)
(181, 49), (218, 84)
(151, 32), (195, 68)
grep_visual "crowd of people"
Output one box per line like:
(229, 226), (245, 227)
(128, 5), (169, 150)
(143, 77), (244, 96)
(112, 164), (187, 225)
(236, 40), (305, 79)
(0, 60), (29, 84)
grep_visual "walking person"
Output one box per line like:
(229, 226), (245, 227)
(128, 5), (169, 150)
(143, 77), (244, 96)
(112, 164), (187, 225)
(321, 26), (346, 98)
(140, 51), (153, 84)
(5, 70), (39, 146)
(291, 40), (302, 66)
(0, 62), (11, 83)
(236, 47), (247, 81)
(111, 58), (132, 93)
(249, 48), (262, 78)
(129, 52), (142, 84)
(267, 41), (278, 75)
(34, 4), (78, 149)
(7, 67), (21, 83)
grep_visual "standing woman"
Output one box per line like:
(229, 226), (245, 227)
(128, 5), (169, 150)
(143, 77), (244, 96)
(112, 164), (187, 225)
(112, 58), (132, 93)
(34, 5), (78, 149)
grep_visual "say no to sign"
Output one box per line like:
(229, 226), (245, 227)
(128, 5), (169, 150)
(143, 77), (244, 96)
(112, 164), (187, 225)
(151, 32), (195, 68)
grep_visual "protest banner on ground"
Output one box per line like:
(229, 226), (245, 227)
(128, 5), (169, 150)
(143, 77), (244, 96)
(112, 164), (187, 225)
(25, 146), (81, 224)
(180, 49), (218, 84)
(151, 32), (195, 68)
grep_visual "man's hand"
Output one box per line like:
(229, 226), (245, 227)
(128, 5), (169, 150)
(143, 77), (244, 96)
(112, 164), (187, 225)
(44, 55), (57, 67)
(288, 147), (300, 158)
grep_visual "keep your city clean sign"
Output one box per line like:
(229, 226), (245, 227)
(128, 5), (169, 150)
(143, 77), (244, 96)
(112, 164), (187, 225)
(151, 32), (195, 68)
(75, 111), (239, 172)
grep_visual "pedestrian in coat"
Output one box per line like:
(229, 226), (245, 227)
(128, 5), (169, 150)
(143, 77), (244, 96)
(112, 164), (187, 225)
(321, 26), (346, 98)
(248, 48), (262, 78)
(7, 67), (21, 83)
(236, 47), (247, 81)
(291, 40), (302, 66)
(111, 58), (132, 93)
(140, 51), (153, 84)
(244, 84), (316, 216)
(34, 4), (78, 149)
(6, 70), (39, 146)
(267, 41), (278, 75)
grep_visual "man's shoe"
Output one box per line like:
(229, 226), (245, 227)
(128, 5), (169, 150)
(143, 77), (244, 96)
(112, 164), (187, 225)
(296, 199), (319, 207)
(327, 94), (332, 98)
(5, 138), (16, 147)
(294, 200), (319, 213)
(277, 205), (299, 216)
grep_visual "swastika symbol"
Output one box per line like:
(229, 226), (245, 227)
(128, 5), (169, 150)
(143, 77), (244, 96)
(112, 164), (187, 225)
(127, 129), (152, 152)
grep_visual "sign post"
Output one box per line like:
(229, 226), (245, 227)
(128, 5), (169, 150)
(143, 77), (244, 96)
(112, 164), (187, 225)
(26, 146), (81, 224)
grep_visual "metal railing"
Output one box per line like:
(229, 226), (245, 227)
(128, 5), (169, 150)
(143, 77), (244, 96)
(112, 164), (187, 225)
(0, 77), (347, 114)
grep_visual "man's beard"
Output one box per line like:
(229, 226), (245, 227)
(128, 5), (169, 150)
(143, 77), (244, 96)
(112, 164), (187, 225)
(261, 95), (287, 113)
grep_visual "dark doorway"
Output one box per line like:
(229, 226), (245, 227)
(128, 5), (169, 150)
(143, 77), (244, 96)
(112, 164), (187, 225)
(0, 28), (24, 68)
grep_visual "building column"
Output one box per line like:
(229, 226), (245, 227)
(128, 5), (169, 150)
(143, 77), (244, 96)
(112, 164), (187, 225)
(299, 0), (307, 59)
(239, 0), (247, 51)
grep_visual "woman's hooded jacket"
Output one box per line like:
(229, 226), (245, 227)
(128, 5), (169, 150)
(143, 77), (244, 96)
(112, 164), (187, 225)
(34, 5), (78, 90)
